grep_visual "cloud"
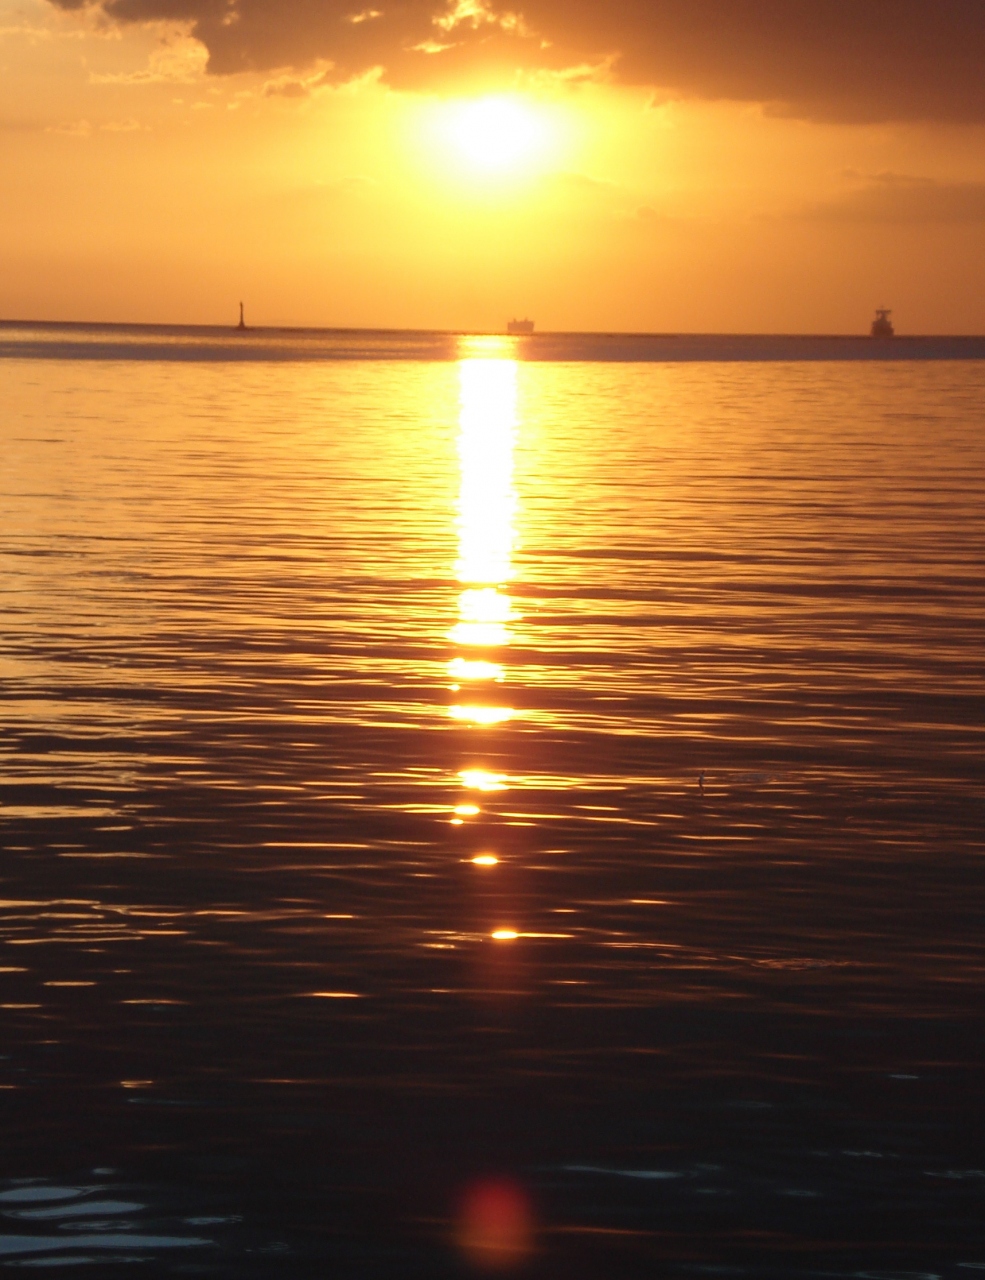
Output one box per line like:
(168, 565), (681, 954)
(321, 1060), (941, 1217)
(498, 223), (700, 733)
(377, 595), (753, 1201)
(45, 0), (985, 122)
(263, 69), (329, 97)
(264, 78), (311, 98)
(46, 118), (93, 135)
(0, 119), (39, 132)
(801, 172), (985, 223)
(88, 32), (207, 81)
(0, 20), (85, 40)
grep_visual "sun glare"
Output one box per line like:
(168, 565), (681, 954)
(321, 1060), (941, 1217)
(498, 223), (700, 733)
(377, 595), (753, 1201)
(445, 96), (551, 174)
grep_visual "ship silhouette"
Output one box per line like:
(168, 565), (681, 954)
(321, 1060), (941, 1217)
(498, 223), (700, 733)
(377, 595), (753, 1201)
(870, 308), (894, 338)
(507, 318), (534, 335)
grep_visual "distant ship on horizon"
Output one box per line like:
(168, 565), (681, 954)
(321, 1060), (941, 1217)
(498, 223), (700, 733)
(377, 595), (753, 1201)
(507, 318), (534, 335)
(236, 301), (247, 331)
(870, 308), (894, 338)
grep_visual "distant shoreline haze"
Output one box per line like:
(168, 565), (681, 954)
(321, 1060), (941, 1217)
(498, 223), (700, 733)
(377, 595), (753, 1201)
(2, 320), (984, 363)
(3, 317), (985, 339)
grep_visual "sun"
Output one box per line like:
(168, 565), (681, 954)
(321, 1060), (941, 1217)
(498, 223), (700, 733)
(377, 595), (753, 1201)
(444, 95), (551, 174)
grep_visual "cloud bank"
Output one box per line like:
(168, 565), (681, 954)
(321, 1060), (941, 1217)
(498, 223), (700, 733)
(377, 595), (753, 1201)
(48, 0), (985, 123)
(804, 173), (985, 223)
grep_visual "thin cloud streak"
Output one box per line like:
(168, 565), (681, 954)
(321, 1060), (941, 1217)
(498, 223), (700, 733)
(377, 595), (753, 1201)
(797, 174), (985, 225)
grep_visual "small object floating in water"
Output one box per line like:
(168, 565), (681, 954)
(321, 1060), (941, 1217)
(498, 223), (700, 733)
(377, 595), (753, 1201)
(870, 307), (894, 338)
(236, 301), (247, 331)
(506, 318), (534, 335)
(698, 772), (705, 793)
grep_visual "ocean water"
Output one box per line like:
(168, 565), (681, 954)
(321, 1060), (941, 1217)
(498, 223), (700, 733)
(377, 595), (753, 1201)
(1, 324), (983, 1277)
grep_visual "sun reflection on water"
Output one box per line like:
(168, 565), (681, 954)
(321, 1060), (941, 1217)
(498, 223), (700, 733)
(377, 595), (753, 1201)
(459, 769), (507, 792)
(449, 705), (514, 725)
(448, 657), (504, 682)
(449, 351), (518, 734)
(449, 347), (519, 898)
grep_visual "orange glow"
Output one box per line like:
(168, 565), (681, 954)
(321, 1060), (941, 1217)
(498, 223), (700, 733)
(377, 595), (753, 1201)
(456, 1178), (535, 1270)
(471, 854), (499, 866)
(5, 9), (984, 336)
(454, 803), (480, 816)
(491, 929), (518, 941)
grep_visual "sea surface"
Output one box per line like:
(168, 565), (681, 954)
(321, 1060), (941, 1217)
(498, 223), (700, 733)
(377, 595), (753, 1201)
(1, 323), (983, 1277)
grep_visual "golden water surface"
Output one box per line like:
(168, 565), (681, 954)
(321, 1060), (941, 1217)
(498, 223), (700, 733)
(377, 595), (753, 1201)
(1, 333), (984, 1273)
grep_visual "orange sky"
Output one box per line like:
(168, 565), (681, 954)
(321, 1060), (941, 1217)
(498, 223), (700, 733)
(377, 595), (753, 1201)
(2, 0), (984, 332)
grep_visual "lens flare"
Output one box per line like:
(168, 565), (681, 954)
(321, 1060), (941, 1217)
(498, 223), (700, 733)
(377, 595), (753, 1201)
(456, 1177), (535, 1270)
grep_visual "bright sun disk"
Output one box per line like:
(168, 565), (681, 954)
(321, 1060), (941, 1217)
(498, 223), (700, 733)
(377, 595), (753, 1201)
(446, 96), (550, 173)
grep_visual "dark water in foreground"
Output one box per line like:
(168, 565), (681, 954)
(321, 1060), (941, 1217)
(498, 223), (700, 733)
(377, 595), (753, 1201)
(1, 326), (984, 1276)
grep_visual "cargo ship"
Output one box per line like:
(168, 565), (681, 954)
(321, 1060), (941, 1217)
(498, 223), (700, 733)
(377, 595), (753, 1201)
(870, 308), (894, 338)
(507, 318), (534, 335)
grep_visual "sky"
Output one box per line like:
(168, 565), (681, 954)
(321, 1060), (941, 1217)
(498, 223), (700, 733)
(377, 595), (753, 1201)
(2, 0), (984, 332)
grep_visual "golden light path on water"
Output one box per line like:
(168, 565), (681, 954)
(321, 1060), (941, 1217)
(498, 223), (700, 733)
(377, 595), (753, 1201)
(449, 344), (517, 735)
(449, 343), (519, 934)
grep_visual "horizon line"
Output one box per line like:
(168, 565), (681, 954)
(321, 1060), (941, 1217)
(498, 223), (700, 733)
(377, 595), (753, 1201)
(2, 316), (985, 341)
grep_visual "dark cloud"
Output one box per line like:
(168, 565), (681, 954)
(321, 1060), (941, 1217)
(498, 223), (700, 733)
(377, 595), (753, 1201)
(802, 173), (985, 223)
(48, 0), (985, 122)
